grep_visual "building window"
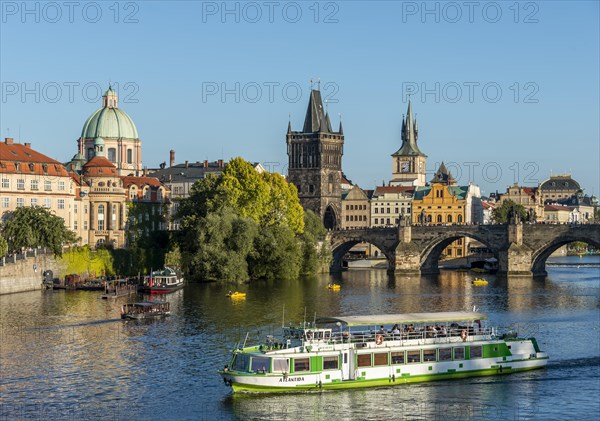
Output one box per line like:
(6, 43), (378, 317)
(58, 181), (65, 191)
(458, 215), (463, 223)
(74, 220), (78, 230)
(44, 198), (51, 208)
(44, 180), (52, 191)
(84, 221), (88, 230)
(16, 198), (24, 207)
(31, 198), (38, 207)
(84, 205), (88, 214)
(108, 148), (117, 163)
(58, 199), (65, 210)
(2, 197), (9, 208)
(1, 178), (8, 189)
(127, 149), (133, 164)
(74, 204), (78, 214)
(31, 179), (39, 190)
(447, 215), (452, 223)
(98, 204), (105, 230)
(17, 179), (25, 190)
(437, 215), (442, 223)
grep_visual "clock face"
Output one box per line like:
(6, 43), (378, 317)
(401, 161), (410, 173)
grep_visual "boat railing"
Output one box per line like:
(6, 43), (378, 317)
(310, 326), (495, 347)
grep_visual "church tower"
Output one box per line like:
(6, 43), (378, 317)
(287, 88), (344, 229)
(390, 99), (427, 186)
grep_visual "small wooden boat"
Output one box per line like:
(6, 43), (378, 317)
(227, 291), (247, 299)
(472, 278), (488, 286)
(121, 301), (170, 319)
(327, 283), (341, 290)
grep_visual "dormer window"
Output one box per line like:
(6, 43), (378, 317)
(15, 162), (20, 171)
(28, 163), (34, 171)
(42, 164), (48, 173)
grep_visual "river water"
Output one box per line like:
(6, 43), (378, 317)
(1, 256), (598, 420)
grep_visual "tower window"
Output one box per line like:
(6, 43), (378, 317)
(127, 149), (133, 164)
(108, 148), (117, 163)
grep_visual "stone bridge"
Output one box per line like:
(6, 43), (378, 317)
(327, 223), (600, 276)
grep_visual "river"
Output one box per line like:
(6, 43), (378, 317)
(1, 255), (598, 420)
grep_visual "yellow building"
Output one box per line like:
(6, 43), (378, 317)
(411, 163), (476, 258)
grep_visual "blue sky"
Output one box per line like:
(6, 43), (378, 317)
(1, 1), (599, 196)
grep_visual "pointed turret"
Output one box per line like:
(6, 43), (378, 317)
(287, 119), (292, 134)
(338, 119), (343, 135)
(303, 89), (329, 133)
(393, 100), (426, 157)
(431, 162), (455, 185)
(321, 111), (333, 133)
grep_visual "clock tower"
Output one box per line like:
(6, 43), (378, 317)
(390, 99), (427, 187)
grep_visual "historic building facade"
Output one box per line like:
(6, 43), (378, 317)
(0, 138), (76, 228)
(539, 174), (582, 202)
(286, 88), (344, 229)
(78, 85), (142, 176)
(370, 186), (414, 228)
(390, 100), (427, 187)
(341, 185), (371, 229)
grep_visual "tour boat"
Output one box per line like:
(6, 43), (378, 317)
(327, 284), (341, 291)
(472, 279), (488, 286)
(138, 267), (184, 294)
(121, 301), (171, 319)
(227, 291), (247, 299)
(219, 311), (548, 393)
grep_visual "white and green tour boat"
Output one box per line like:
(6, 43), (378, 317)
(219, 311), (548, 393)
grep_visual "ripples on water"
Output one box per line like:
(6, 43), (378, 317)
(1, 256), (599, 420)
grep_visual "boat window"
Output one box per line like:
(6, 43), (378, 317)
(454, 347), (465, 360)
(373, 352), (389, 366)
(323, 356), (339, 370)
(357, 353), (372, 367)
(233, 354), (250, 372)
(391, 351), (405, 364)
(470, 346), (483, 359)
(294, 358), (310, 372)
(273, 358), (289, 372)
(423, 349), (436, 362)
(407, 350), (421, 363)
(439, 348), (452, 361)
(250, 357), (271, 373)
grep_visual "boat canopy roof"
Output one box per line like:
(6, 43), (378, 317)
(316, 311), (487, 327)
(128, 301), (168, 307)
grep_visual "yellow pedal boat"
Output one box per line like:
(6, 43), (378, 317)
(327, 284), (341, 290)
(472, 279), (488, 286)
(226, 291), (247, 299)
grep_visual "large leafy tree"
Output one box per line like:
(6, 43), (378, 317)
(176, 158), (325, 282)
(1, 206), (78, 256)
(492, 200), (528, 224)
(0, 235), (8, 257)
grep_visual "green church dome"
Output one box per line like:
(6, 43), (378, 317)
(80, 85), (139, 140)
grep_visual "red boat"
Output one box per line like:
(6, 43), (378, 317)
(138, 267), (184, 294)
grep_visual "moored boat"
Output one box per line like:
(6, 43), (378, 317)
(138, 267), (184, 294)
(121, 301), (170, 319)
(219, 311), (548, 393)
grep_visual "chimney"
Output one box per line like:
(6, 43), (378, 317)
(5, 138), (14, 144)
(203, 160), (208, 168)
(24, 142), (31, 148)
(169, 150), (175, 167)
(143, 167), (148, 176)
(218, 159), (224, 168)
(185, 160), (189, 168)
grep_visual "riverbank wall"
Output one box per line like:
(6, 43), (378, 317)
(0, 253), (66, 295)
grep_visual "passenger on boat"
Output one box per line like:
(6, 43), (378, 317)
(379, 325), (386, 334)
(391, 324), (400, 334)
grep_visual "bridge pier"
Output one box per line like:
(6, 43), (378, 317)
(497, 244), (533, 276)
(393, 242), (422, 275)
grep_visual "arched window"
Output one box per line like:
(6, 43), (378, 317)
(108, 148), (117, 163)
(447, 215), (452, 223)
(87, 148), (94, 160)
(437, 215), (442, 223)
(97, 204), (105, 230)
(427, 215), (432, 223)
(458, 215), (463, 223)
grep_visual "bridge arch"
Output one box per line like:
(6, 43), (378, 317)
(329, 233), (396, 272)
(530, 234), (600, 276)
(419, 231), (498, 274)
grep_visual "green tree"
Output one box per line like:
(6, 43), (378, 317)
(1, 206), (77, 256)
(262, 172), (304, 234)
(492, 200), (528, 224)
(0, 235), (8, 257)
(299, 210), (330, 275)
(220, 158), (270, 222)
(249, 224), (301, 281)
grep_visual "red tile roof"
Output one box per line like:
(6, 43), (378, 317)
(121, 176), (163, 189)
(0, 141), (69, 177)
(82, 156), (118, 177)
(374, 186), (414, 195)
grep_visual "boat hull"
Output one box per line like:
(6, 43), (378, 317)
(221, 357), (547, 393)
(138, 284), (184, 294)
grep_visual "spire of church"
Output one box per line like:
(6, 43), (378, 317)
(394, 100), (426, 157)
(303, 89), (328, 133)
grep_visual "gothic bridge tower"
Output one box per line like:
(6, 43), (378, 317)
(287, 88), (344, 229)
